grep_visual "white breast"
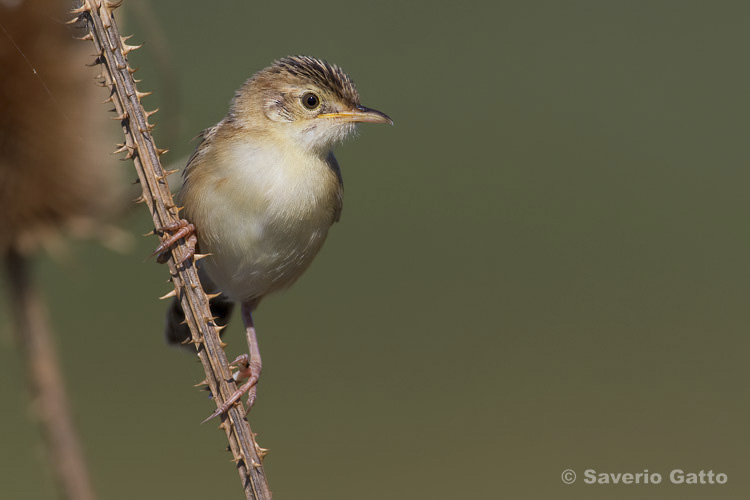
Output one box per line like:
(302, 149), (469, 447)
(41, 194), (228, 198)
(182, 139), (341, 303)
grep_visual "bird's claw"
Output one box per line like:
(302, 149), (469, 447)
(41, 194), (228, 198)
(202, 353), (260, 424)
(230, 354), (252, 379)
(151, 219), (197, 265)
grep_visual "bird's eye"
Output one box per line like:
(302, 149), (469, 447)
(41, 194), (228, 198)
(302, 92), (320, 110)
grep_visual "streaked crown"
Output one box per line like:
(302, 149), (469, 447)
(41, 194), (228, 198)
(269, 56), (360, 107)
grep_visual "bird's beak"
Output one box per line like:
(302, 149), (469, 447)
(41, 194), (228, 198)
(318, 105), (393, 125)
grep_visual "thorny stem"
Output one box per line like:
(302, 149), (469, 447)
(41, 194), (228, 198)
(72, 1), (271, 498)
(4, 249), (97, 500)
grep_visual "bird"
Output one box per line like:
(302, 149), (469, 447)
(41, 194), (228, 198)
(156, 56), (392, 421)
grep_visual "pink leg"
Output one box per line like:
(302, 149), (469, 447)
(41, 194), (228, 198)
(152, 219), (197, 265)
(202, 302), (262, 423)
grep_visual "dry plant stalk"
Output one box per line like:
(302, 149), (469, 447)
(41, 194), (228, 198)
(1, 1), (126, 498)
(4, 250), (97, 500)
(71, 2), (271, 498)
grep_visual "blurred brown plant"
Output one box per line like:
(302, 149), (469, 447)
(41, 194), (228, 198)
(1, 2), (128, 500)
(0, 0), (125, 256)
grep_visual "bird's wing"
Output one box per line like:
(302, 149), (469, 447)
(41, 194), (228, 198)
(182, 124), (220, 180)
(326, 151), (344, 223)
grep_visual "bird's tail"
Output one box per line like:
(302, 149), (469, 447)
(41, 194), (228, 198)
(163, 266), (234, 346)
(164, 293), (234, 346)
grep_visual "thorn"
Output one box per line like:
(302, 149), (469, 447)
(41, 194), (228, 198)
(101, 95), (114, 104)
(86, 56), (104, 67)
(134, 194), (147, 204)
(75, 33), (94, 41)
(174, 206), (185, 214)
(121, 34), (134, 42)
(206, 292), (222, 300)
(112, 144), (132, 155)
(145, 108), (159, 118)
(164, 169), (179, 176)
(118, 146), (136, 160)
(123, 43), (144, 55)
(159, 289), (178, 300)
(127, 66), (139, 75)
(194, 380), (208, 387)
(136, 91), (152, 99)
(111, 111), (128, 121)
(105, 0), (124, 10)
(219, 341), (228, 349)
(194, 253), (211, 261)
(179, 319), (188, 325)
(214, 323), (227, 332)
(133, 78), (142, 83)
(147, 123), (157, 131)
(156, 148), (169, 156)
(132, 178), (141, 185)
(70, 5), (89, 14)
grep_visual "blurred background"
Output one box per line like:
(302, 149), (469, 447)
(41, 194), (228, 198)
(1, 1), (749, 499)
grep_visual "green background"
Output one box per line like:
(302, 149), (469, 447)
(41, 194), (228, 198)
(2, 1), (749, 498)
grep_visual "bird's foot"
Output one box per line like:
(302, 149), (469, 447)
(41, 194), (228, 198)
(151, 219), (197, 265)
(202, 353), (261, 423)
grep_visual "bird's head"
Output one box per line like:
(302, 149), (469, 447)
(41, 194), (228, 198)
(230, 56), (392, 153)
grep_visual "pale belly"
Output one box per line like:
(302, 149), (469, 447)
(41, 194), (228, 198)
(180, 142), (342, 304)
(198, 215), (332, 303)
